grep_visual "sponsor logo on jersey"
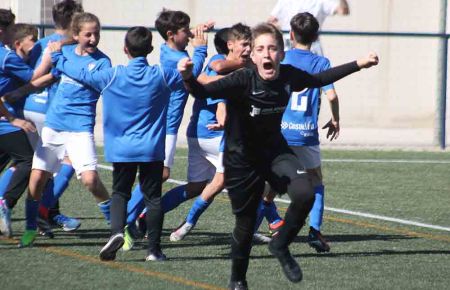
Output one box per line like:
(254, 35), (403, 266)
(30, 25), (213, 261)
(249, 105), (286, 117)
(60, 75), (83, 87)
(88, 63), (96, 71)
(280, 121), (317, 131)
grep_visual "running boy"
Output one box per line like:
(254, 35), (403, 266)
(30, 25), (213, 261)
(49, 26), (185, 261)
(178, 22), (378, 289)
(19, 12), (111, 247)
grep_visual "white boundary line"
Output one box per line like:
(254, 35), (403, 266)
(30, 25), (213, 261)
(322, 158), (450, 164)
(274, 198), (450, 232)
(97, 163), (450, 232)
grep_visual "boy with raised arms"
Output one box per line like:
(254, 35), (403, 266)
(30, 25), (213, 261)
(178, 22), (378, 290)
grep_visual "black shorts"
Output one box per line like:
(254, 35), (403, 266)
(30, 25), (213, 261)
(225, 146), (308, 214)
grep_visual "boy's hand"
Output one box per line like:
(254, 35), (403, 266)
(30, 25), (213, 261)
(177, 57), (194, 80)
(201, 20), (215, 32)
(11, 118), (36, 133)
(191, 25), (208, 47)
(357, 52), (379, 69)
(47, 41), (63, 53)
(322, 119), (340, 141)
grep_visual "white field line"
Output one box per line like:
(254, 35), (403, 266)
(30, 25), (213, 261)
(322, 158), (450, 164)
(97, 163), (450, 232)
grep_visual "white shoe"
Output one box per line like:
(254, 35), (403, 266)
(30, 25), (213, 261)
(253, 233), (272, 244)
(145, 249), (167, 261)
(169, 221), (193, 242)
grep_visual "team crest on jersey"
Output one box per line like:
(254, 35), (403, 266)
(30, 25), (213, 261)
(88, 63), (96, 71)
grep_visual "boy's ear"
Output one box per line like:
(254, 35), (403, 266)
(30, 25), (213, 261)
(289, 30), (295, 41)
(227, 40), (233, 52)
(166, 30), (173, 40)
(13, 39), (21, 50)
(124, 46), (129, 55)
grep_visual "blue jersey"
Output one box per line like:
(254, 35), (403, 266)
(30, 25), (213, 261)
(53, 54), (184, 163)
(281, 48), (334, 146)
(0, 42), (34, 135)
(186, 54), (226, 140)
(160, 43), (207, 135)
(46, 44), (111, 132)
(24, 33), (65, 114)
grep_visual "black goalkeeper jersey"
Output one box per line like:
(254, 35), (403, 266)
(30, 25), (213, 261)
(185, 61), (360, 171)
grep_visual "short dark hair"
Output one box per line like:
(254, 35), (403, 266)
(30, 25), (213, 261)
(53, 0), (83, 30)
(125, 26), (153, 57)
(251, 22), (284, 51)
(6, 23), (37, 47)
(214, 27), (229, 55)
(155, 9), (190, 40)
(0, 9), (15, 30)
(71, 12), (100, 35)
(290, 12), (319, 45)
(228, 23), (251, 42)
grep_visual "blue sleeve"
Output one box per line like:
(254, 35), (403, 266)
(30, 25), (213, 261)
(206, 97), (226, 105)
(28, 42), (44, 68)
(52, 51), (114, 92)
(191, 45), (208, 77)
(3, 52), (33, 82)
(321, 59), (334, 91)
(163, 67), (184, 92)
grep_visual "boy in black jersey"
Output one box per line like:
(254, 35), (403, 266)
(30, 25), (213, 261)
(178, 23), (378, 290)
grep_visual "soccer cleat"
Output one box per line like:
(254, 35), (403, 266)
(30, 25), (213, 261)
(253, 232), (272, 244)
(99, 233), (124, 261)
(37, 216), (54, 239)
(307, 227), (330, 253)
(228, 280), (248, 290)
(269, 219), (285, 237)
(268, 241), (303, 283)
(169, 221), (193, 242)
(122, 226), (135, 252)
(18, 230), (37, 248)
(145, 249), (167, 261)
(0, 198), (12, 238)
(53, 214), (81, 232)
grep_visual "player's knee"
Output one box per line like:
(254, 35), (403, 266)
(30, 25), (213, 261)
(81, 171), (98, 191)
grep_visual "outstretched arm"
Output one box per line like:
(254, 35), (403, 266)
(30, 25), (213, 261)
(291, 52), (379, 90)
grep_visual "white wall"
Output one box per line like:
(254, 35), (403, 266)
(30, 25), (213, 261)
(4, 0), (449, 149)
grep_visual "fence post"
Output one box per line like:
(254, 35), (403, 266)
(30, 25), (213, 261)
(437, 0), (448, 149)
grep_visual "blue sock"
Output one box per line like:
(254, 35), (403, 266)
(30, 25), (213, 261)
(41, 179), (55, 208)
(161, 185), (188, 213)
(186, 196), (211, 225)
(25, 199), (39, 230)
(309, 185), (325, 231)
(263, 200), (282, 224)
(52, 163), (74, 201)
(40, 163), (74, 209)
(126, 184), (145, 225)
(254, 200), (265, 233)
(98, 199), (111, 223)
(0, 167), (15, 198)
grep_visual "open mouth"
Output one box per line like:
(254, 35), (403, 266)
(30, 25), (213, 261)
(263, 62), (273, 70)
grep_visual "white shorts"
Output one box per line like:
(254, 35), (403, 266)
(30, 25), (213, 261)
(187, 136), (224, 182)
(23, 110), (46, 150)
(33, 127), (97, 178)
(164, 134), (178, 168)
(290, 145), (321, 169)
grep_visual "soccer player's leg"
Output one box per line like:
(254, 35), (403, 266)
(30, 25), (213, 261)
(100, 162), (136, 261)
(296, 145), (330, 253)
(66, 131), (111, 224)
(268, 151), (315, 283)
(227, 170), (265, 290)
(170, 137), (221, 241)
(20, 127), (64, 246)
(0, 130), (34, 238)
(140, 162), (166, 261)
